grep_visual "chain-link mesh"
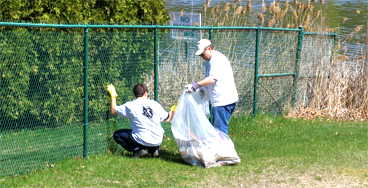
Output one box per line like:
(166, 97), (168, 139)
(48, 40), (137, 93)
(0, 24), (335, 177)
(158, 29), (208, 108)
(256, 30), (299, 114)
(86, 29), (156, 155)
(210, 30), (256, 114)
(296, 34), (335, 107)
(0, 28), (85, 176)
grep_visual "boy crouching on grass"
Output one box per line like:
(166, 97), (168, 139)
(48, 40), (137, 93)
(107, 83), (175, 158)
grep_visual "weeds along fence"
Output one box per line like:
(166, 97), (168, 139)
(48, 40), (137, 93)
(0, 22), (335, 176)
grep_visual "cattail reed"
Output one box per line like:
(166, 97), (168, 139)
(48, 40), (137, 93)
(158, 0), (367, 120)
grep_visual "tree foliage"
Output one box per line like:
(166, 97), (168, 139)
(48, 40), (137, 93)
(0, 0), (169, 129)
(0, 0), (169, 24)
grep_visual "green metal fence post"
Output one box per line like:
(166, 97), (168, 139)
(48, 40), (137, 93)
(330, 33), (337, 64)
(153, 28), (159, 101)
(82, 27), (89, 158)
(207, 28), (213, 123)
(208, 28), (213, 40)
(291, 27), (304, 106)
(185, 41), (188, 61)
(252, 28), (261, 116)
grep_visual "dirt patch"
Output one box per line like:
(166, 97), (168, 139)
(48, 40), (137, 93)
(197, 167), (368, 188)
(286, 107), (368, 121)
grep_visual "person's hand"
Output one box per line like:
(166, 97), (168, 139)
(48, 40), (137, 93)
(184, 82), (200, 93)
(185, 84), (194, 93)
(106, 84), (118, 98)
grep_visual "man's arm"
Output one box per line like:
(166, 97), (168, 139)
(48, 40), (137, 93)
(185, 76), (217, 93)
(196, 76), (216, 87)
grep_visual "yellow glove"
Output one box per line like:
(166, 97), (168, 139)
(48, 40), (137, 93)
(107, 84), (118, 98)
(170, 104), (177, 112)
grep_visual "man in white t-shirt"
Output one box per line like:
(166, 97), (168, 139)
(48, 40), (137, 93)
(186, 39), (238, 135)
(107, 83), (175, 158)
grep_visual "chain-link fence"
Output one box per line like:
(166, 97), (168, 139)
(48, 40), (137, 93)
(0, 22), (335, 176)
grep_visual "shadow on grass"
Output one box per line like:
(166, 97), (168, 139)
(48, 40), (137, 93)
(107, 137), (190, 166)
(157, 149), (189, 166)
(120, 149), (188, 166)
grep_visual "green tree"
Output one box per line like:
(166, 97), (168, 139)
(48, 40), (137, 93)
(0, 0), (169, 24)
(0, 0), (169, 129)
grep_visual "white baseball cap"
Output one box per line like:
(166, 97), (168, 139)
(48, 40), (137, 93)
(195, 39), (212, 56)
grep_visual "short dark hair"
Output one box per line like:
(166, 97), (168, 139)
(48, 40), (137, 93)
(133, 83), (148, 97)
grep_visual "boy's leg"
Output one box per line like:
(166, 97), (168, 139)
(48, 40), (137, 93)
(113, 129), (143, 152)
(147, 146), (160, 157)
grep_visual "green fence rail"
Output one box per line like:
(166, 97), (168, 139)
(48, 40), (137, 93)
(0, 22), (336, 177)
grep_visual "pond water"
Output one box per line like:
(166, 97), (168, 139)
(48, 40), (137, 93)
(165, 0), (367, 57)
(166, 0), (366, 29)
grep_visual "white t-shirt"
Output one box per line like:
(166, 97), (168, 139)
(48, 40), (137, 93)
(204, 50), (238, 106)
(116, 98), (168, 147)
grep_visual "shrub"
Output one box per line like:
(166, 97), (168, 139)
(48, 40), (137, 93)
(0, 0), (169, 129)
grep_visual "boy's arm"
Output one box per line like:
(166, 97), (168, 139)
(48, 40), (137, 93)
(164, 111), (175, 122)
(110, 96), (117, 115)
(107, 84), (118, 115)
(163, 105), (176, 122)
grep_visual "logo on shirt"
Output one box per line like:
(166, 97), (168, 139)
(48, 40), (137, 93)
(142, 106), (153, 119)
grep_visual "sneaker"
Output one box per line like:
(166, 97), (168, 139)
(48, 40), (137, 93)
(151, 149), (159, 158)
(133, 149), (149, 158)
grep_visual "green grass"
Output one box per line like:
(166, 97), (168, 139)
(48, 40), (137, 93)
(1, 115), (367, 187)
(0, 119), (124, 177)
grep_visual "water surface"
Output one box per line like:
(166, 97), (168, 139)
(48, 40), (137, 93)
(166, 0), (367, 57)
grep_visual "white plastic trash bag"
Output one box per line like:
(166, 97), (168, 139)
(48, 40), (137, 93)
(171, 91), (241, 168)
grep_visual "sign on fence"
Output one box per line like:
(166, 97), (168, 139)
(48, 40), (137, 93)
(170, 12), (201, 40)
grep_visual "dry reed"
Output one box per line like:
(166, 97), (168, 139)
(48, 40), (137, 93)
(202, 0), (330, 32)
(289, 44), (368, 121)
(201, 0), (367, 120)
(156, 1), (367, 121)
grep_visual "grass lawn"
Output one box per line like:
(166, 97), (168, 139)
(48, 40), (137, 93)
(1, 115), (368, 187)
